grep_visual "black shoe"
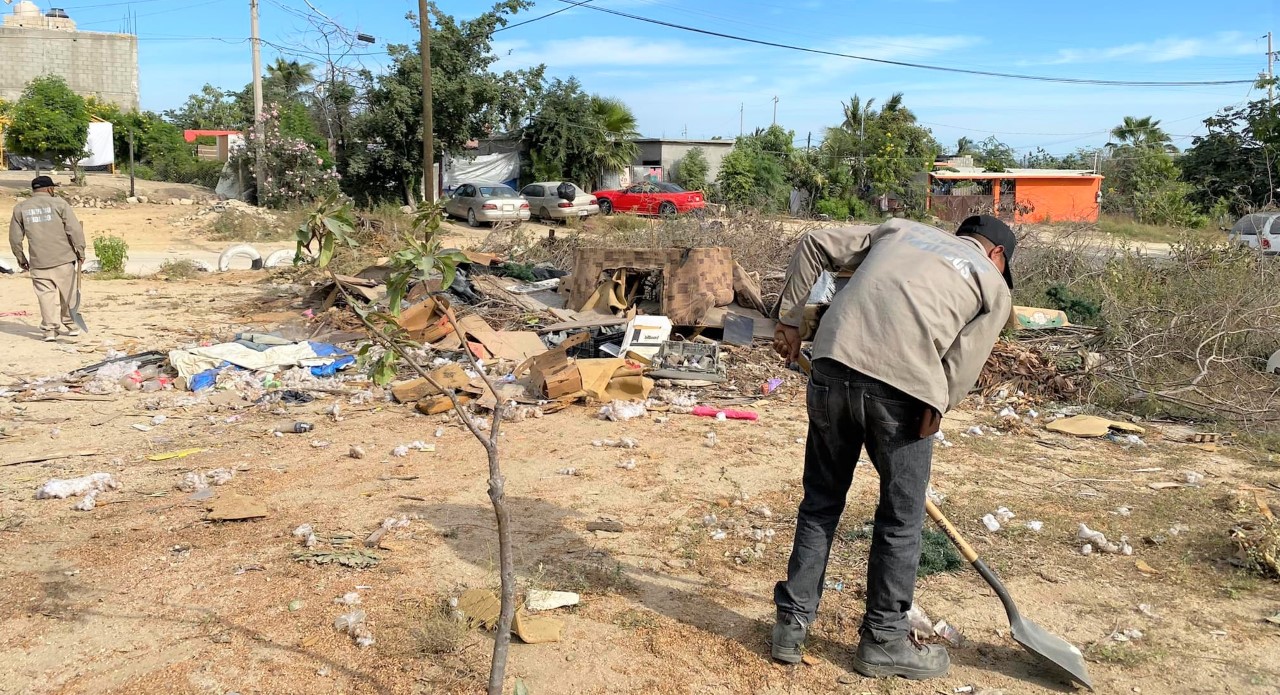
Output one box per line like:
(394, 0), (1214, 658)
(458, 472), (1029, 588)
(771, 613), (808, 664)
(850, 636), (950, 680)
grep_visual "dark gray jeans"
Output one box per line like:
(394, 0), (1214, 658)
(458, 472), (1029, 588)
(774, 358), (934, 643)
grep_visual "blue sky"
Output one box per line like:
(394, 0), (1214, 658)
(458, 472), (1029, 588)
(49, 0), (1276, 156)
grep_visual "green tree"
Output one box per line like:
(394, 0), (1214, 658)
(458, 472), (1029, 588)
(522, 79), (639, 190)
(954, 136), (979, 157)
(523, 78), (599, 187)
(1025, 146), (1098, 170)
(1181, 97), (1280, 215)
(715, 125), (791, 211)
(163, 84), (245, 130)
(588, 95), (640, 183)
(974, 135), (1016, 172)
(344, 0), (544, 203)
(4, 75), (90, 174)
(819, 92), (939, 214)
(674, 146), (709, 190)
(265, 58), (316, 101)
(1108, 115), (1177, 153)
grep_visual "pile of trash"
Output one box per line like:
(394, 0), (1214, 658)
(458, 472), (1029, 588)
(9, 334), (359, 400)
(333, 245), (787, 421)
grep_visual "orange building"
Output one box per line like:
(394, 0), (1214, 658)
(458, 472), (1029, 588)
(928, 168), (1103, 224)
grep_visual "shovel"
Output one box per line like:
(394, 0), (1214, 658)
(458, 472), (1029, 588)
(69, 258), (89, 334)
(793, 351), (1091, 688)
(926, 499), (1093, 689)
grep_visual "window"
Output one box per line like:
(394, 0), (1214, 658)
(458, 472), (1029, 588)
(656, 183), (685, 193)
(522, 185), (544, 197)
(479, 185), (519, 198)
(456, 185), (474, 198)
(626, 184), (646, 194)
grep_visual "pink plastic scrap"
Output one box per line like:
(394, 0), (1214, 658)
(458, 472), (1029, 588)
(691, 405), (759, 421)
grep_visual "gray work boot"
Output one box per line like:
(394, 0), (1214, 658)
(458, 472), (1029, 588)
(770, 613), (808, 664)
(850, 636), (950, 680)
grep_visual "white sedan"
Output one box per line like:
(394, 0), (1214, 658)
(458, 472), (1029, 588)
(520, 181), (600, 221)
(445, 183), (531, 227)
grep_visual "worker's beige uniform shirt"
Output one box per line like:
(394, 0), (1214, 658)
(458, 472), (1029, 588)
(9, 192), (85, 269)
(776, 219), (1011, 413)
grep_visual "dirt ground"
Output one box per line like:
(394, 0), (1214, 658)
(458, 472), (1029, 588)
(1, 181), (1279, 695)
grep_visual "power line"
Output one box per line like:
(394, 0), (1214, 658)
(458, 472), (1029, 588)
(554, 0), (1256, 87)
(494, 0), (597, 33)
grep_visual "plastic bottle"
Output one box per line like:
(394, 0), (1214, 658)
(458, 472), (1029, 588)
(275, 421), (314, 434)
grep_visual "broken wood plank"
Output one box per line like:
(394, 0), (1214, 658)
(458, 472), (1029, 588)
(16, 393), (116, 403)
(3, 450), (99, 467)
(470, 275), (551, 313)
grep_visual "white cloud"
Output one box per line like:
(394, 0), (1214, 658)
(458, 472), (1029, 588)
(1040, 32), (1259, 65)
(491, 35), (741, 70)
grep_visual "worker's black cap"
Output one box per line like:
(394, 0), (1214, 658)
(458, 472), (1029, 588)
(30, 175), (58, 190)
(957, 214), (1016, 290)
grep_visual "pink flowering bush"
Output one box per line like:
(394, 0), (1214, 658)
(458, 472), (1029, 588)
(231, 104), (341, 209)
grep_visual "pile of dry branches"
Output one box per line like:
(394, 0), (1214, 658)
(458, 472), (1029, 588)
(1013, 226), (1280, 428)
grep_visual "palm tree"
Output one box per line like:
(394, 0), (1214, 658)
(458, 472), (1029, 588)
(1107, 116), (1176, 153)
(265, 58), (316, 99)
(955, 136), (978, 156)
(588, 95), (640, 188)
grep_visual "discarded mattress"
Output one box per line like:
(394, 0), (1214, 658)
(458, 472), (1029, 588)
(169, 340), (354, 391)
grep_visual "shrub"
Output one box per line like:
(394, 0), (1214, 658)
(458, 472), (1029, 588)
(157, 258), (203, 279)
(93, 235), (128, 274)
(231, 103), (341, 209)
(815, 197), (849, 220)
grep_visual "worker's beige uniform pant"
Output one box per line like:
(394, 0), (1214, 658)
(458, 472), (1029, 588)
(30, 262), (76, 334)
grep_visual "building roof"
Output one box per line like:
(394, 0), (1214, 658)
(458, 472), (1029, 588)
(931, 167), (1102, 180)
(183, 130), (242, 143)
(633, 138), (736, 146)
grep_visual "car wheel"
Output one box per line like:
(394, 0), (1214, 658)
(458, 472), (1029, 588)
(598, 199), (613, 215)
(467, 209), (480, 228)
(659, 201), (678, 218)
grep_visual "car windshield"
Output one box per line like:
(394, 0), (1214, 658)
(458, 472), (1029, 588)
(656, 183), (686, 193)
(479, 186), (518, 198)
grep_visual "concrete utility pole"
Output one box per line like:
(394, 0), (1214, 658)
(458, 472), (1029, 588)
(250, 0), (265, 202)
(419, 0), (435, 204)
(739, 102), (743, 138)
(1268, 31), (1275, 108)
(128, 128), (135, 198)
(772, 95), (778, 125)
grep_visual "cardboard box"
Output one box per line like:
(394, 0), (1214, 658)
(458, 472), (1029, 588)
(527, 350), (583, 399)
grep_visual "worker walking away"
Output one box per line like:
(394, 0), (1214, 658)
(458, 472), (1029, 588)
(770, 215), (1015, 680)
(9, 175), (85, 342)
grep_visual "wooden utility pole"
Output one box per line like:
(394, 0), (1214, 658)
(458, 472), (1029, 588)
(250, 0), (265, 203)
(419, 0), (435, 204)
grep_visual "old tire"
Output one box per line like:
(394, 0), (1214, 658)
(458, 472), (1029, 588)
(263, 249), (296, 268)
(467, 209), (480, 227)
(218, 244), (262, 272)
(659, 201), (678, 218)
(598, 199), (613, 215)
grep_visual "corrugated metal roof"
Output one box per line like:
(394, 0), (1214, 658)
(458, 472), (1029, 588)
(930, 167), (1102, 180)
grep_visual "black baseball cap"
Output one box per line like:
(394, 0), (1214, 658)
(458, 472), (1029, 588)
(957, 214), (1016, 290)
(30, 175), (58, 190)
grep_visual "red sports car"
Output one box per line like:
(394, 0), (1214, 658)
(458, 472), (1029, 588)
(592, 182), (706, 217)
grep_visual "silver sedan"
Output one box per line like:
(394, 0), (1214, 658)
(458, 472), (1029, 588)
(445, 183), (530, 227)
(520, 181), (600, 221)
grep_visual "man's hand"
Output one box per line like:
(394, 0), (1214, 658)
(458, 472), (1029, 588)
(19, 262), (30, 272)
(773, 323), (801, 362)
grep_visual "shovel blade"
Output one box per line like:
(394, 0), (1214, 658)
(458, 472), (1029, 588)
(1011, 615), (1093, 690)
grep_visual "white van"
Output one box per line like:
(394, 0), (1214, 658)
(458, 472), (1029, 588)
(1229, 212), (1280, 254)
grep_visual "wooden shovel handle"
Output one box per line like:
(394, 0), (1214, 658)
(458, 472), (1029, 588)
(925, 499), (979, 564)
